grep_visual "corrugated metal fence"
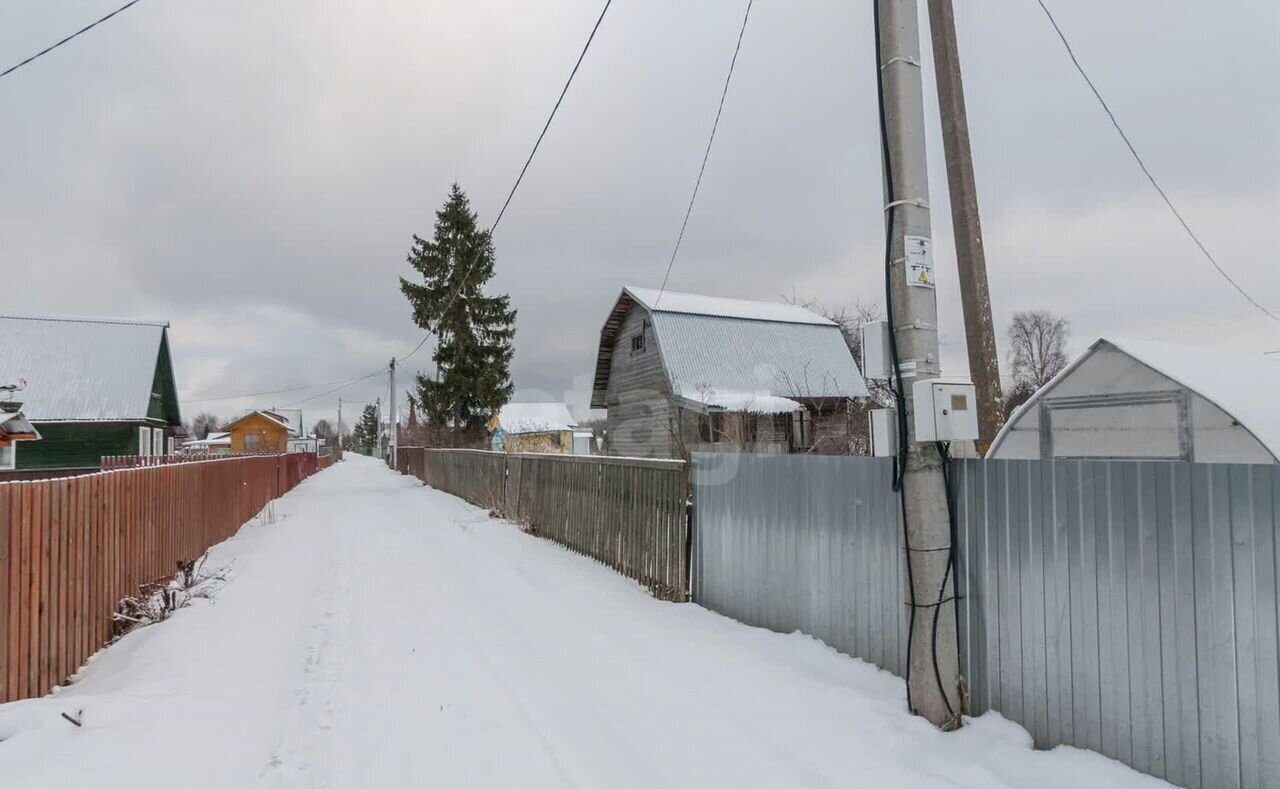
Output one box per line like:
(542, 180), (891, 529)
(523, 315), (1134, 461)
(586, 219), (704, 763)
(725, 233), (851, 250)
(692, 453), (1280, 789)
(398, 448), (690, 600)
(691, 453), (907, 675)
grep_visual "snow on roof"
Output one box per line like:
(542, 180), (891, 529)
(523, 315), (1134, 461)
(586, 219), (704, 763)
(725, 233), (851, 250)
(495, 403), (575, 435)
(679, 389), (803, 414)
(225, 410), (293, 433)
(184, 432), (231, 447)
(0, 409), (41, 440)
(989, 337), (1280, 460)
(0, 314), (171, 421)
(624, 287), (834, 326)
(653, 312), (868, 402)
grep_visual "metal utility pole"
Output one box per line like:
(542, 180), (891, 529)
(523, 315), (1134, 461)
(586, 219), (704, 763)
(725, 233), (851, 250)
(388, 357), (397, 468)
(927, 0), (1003, 453)
(876, 0), (962, 727)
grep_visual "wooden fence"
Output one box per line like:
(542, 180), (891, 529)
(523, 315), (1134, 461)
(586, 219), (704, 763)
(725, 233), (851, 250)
(397, 448), (690, 600)
(0, 453), (321, 703)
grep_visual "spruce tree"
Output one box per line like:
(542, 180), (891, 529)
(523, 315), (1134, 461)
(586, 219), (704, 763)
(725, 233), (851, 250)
(400, 184), (516, 434)
(355, 404), (379, 450)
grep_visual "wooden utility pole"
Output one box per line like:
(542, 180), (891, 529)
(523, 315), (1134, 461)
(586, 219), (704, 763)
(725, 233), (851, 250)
(876, 0), (962, 727)
(927, 0), (1004, 452)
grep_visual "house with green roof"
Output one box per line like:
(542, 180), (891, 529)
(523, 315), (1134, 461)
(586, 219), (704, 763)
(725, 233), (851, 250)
(0, 314), (183, 477)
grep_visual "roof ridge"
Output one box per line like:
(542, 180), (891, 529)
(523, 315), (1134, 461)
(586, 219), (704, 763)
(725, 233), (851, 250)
(0, 313), (170, 328)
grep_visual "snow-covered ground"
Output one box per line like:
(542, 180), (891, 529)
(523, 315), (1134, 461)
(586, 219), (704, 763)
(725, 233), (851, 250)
(0, 455), (1171, 789)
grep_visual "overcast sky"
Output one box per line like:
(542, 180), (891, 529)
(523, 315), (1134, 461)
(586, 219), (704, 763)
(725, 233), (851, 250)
(2, 0), (1276, 429)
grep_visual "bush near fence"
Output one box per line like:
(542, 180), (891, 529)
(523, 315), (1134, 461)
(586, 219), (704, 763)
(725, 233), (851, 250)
(397, 447), (690, 600)
(0, 452), (321, 703)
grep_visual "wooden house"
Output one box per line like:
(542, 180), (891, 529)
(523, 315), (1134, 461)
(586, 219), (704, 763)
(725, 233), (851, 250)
(489, 403), (576, 454)
(225, 410), (293, 453)
(590, 287), (869, 459)
(0, 314), (183, 477)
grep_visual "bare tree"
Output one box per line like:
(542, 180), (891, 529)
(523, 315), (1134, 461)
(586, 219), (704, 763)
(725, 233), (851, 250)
(188, 411), (221, 440)
(312, 419), (334, 440)
(1005, 310), (1070, 412)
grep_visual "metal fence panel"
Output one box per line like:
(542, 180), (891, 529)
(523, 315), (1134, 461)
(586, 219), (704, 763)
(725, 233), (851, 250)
(694, 453), (1280, 789)
(691, 453), (908, 677)
(953, 459), (1280, 789)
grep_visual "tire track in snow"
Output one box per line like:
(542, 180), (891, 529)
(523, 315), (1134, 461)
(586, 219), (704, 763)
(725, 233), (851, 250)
(260, 525), (350, 789)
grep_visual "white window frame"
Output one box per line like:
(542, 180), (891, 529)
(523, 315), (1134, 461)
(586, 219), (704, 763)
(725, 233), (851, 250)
(138, 426), (151, 456)
(0, 443), (16, 471)
(167, 436), (176, 455)
(152, 428), (165, 457)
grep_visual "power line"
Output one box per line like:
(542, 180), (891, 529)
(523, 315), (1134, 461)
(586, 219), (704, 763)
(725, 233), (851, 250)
(0, 0), (146, 81)
(279, 368), (387, 409)
(186, 373), (383, 404)
(654, 0), (754, 306)
(398, 0), (614, 365)
(1036, 0), (1280, 324)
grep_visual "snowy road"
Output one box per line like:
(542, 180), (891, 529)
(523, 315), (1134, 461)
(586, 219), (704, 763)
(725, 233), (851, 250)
(0, 456), (1167, 788)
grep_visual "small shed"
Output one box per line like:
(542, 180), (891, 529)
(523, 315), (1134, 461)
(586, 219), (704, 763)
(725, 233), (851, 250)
(489, 403), (576, 454)
(0, 314), (183, 474)
(987, 338), (1280, 463)
(225, 410), (293, 454)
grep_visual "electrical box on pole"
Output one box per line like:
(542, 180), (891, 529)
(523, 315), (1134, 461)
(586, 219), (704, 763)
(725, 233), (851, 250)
(861, 321), (893, 380)
(911, 378), (979, 442)
(869, 408), (898, 457)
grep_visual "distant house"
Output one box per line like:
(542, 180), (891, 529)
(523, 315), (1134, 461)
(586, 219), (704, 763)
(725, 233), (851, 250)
(0, 314), (183, 476)
(590, 287), (869, 459)
(988, 338), (1280, 463)
(489, 403), (576, 454)
(0, 400), (41, 471)
(182, 431), (231, 455)
(225, 410), (293, 454)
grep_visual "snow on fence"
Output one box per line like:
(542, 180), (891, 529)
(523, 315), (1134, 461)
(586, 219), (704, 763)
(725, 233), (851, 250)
(692, 453), (1280, 789)
(397, 448), (691, 600)
(0, 453), (321, 703)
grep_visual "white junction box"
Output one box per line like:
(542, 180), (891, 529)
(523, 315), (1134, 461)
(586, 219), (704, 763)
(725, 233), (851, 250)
(860, 321), (892, 380)
(911, 377), (979, 442)
(869, 408), (897, 457)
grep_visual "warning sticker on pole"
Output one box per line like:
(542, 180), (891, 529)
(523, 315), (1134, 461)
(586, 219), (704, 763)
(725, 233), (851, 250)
(905, 235), (934, 289)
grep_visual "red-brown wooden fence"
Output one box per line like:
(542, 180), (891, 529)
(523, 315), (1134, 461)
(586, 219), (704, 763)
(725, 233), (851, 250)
(0, 453), (322, 703)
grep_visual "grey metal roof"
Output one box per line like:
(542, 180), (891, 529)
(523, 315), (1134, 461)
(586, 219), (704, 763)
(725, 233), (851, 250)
(652, 312), (868, 401)
(625, 286), (835, 326)
(0, 314), (170, 421)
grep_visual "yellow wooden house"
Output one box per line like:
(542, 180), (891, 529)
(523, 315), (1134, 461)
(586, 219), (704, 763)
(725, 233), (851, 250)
(489, 403), (576, 454)
(225, 410), (293, 453)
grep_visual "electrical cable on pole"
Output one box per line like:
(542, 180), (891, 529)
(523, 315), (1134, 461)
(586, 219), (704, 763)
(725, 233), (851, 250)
(1035, 0), (1280, 324)
(1, 0), (146, 81)
(873, 0), (962, 729)
(654, 0), (754, 306)
(397, 0), (614, 367)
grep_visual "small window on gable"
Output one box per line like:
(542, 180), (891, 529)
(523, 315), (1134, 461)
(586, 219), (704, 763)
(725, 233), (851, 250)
(631, 333), (645, 353)
(0, 443), (15, 470)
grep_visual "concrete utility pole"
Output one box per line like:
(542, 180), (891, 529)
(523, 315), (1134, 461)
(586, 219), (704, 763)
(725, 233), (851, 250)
(876, 0), (962, 727)
(927, 0), (1003, 453)
(388, 358), (397, 468)
(337, 397), (343, 459)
